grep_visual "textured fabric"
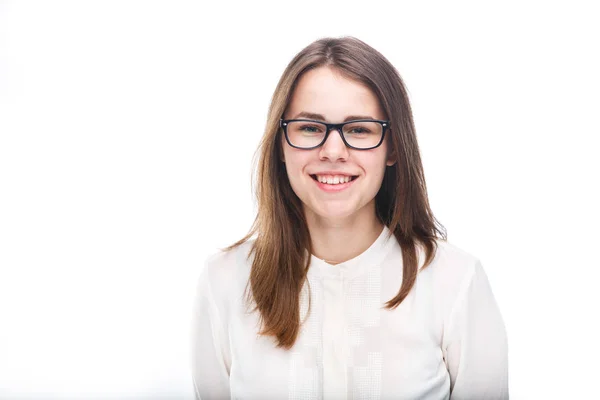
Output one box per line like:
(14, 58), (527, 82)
(191, 226), (508, 400)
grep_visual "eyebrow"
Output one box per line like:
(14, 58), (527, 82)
(291, 111), (377, 122)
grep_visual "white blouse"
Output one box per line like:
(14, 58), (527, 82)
(191, 226), (508, 399)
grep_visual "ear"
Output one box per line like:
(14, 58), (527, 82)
(279, 141), (286, 163)
(386, 143), (397, 167)
(279, 135), (286, 163)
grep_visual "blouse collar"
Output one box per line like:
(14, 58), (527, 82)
(307, 224), (396, 280)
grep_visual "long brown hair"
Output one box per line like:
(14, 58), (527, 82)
(226, 36), (446, 349)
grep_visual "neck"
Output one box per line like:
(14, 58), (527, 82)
(305, 202), (384, 265)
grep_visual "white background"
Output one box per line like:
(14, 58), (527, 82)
(1, 0), (598, 398)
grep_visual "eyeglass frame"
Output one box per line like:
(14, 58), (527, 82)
(279, 118), (390, 150)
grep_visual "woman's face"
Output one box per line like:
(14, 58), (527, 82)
(281, 66), (395, 224)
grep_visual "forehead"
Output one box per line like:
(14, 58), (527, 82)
(285, 66), (385, 121)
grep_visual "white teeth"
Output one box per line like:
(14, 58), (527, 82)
(315, 174), (353, 185)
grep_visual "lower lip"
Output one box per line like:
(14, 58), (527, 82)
(312, 177), (357, 192)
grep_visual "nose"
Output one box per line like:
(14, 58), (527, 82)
(318, 127), (349, 161)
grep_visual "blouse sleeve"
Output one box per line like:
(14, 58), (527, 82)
(443, 260), (509, 399)
(190, 263), (231, 400)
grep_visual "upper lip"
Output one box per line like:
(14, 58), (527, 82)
(310, 171), (358, 176)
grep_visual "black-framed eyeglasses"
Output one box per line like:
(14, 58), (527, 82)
(279, 118), (390, 150)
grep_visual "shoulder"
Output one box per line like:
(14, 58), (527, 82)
(428, 238), (481, 276)
(196, 239), (255, 301)
(418, 238), (484, 302)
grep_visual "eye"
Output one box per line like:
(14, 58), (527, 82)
(346, 126), (372, 135)
(298, 124), (325, 134)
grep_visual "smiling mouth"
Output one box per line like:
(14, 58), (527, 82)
(310, 174), (359, 185)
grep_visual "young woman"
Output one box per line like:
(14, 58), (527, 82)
(192, 37), (508, 399)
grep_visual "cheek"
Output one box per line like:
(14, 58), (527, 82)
(366, 151), (389, 177)
(282, 148), (309, 179)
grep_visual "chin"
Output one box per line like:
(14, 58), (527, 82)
(310, 203), (358, 221)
